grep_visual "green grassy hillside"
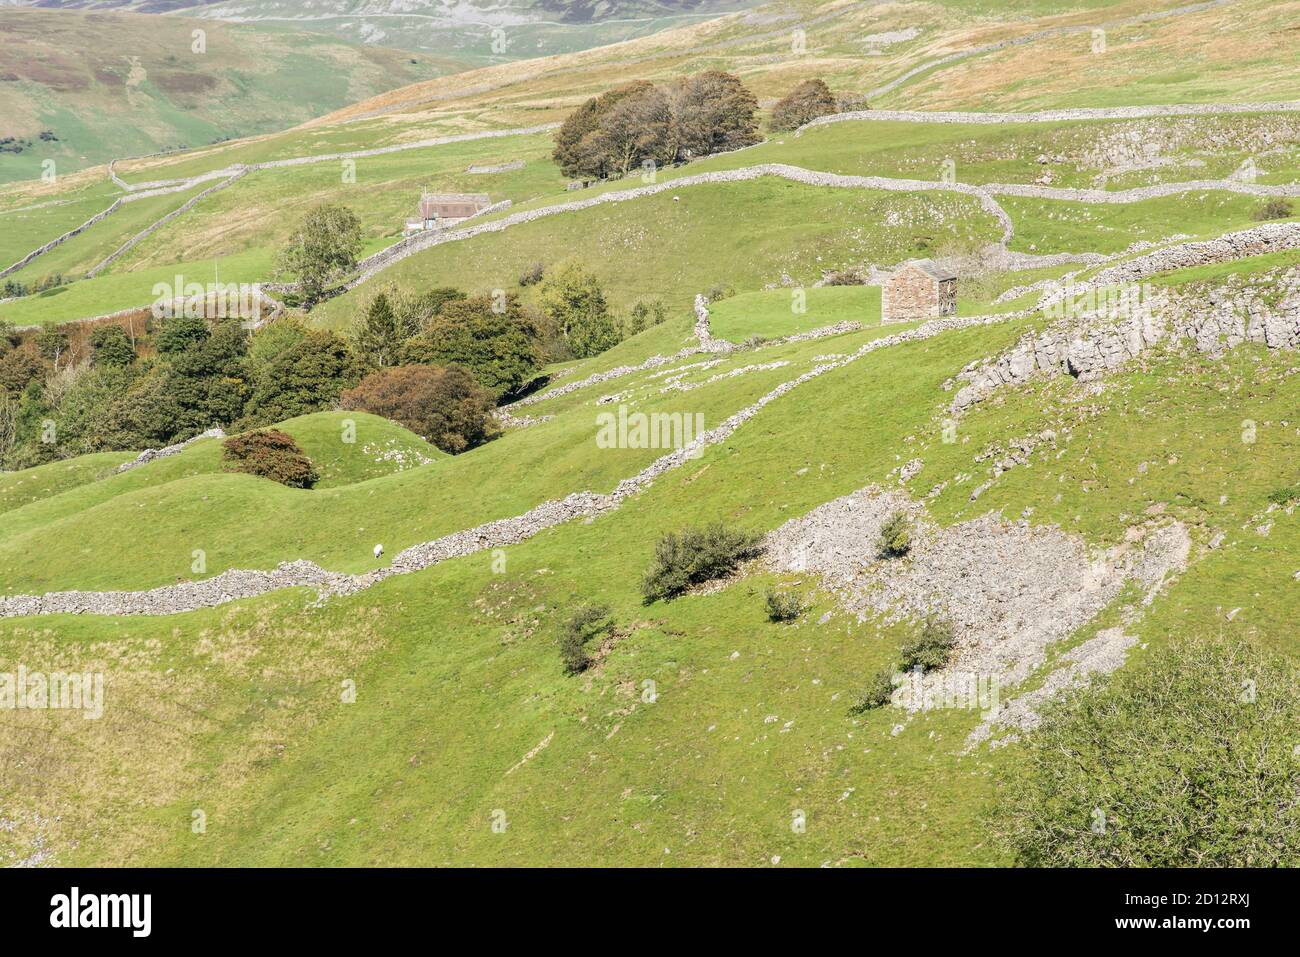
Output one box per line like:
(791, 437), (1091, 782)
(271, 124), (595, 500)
(1, 0), (1298, 870)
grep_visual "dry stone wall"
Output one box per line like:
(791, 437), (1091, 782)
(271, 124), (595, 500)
(87, 170), (248, 278)
(0, 306), (1030, 619)
(1, 201), (123, 277)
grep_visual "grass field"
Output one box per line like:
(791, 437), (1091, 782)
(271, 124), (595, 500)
(1, 0), (1299, 869)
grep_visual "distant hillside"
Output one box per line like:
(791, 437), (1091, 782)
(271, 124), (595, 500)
(0, 8), (457, 182)
(15, 0), (764, 63)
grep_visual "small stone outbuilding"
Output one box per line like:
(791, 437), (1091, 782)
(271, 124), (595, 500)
(882, 259), (957, 323)
(405, 192), (491, 232)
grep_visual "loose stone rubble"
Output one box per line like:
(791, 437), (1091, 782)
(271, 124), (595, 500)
(764, 486), (1190, 748)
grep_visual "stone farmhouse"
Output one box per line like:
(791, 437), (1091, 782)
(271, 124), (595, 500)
(404, 192), (491, 233)
(882, 259), (958, 323)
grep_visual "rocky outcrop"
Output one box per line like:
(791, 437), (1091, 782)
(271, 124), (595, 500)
(765, 486), (1190, 746)
(953, 263), (1300, 413)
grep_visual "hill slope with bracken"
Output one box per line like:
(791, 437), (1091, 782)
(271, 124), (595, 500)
(0, 0), (1298, 869)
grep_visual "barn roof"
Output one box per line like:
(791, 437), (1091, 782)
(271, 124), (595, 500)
(904, 258), (957, 281)
(420, 192), (491, 205)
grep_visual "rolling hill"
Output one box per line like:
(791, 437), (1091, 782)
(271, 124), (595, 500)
(0, 0), (1298, 872)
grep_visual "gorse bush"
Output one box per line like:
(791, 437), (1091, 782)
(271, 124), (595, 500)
(992, 634), (1300, 866)
(222, 429), (318, 488)
(878, 510), (913, 558)
(1253, 198), (1293, 221)
(641, 523), (764, 602)
(765, 588), (806, 623)
(899, 616), (957, 672)
(849, 668), (897, 714)
(558, 604), (615, 675)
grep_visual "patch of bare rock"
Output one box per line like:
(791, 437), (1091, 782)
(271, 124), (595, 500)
(952, 263), (1300, 414)
(765, 486), (1190, 747)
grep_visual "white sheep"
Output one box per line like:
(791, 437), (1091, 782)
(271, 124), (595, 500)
(374, 544), (384, 559)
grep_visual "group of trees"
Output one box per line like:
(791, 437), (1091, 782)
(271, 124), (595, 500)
(0, 311), (369, 470)
(768, 78), (843, 131)
(2, 274), (67, 301)
(339, 261), (666, 450)
(553, 74), (853, 180)
(553, 71), (762, 180)
(1, 260), (669, 469)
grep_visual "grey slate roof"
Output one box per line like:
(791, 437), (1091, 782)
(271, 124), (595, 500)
(904, 258), (957, 281)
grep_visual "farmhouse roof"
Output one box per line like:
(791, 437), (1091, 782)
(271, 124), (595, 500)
(903, 258), (957, 282)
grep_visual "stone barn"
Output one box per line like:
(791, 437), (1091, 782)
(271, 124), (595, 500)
(405, 192), (491, 232)
(882, 259), (957, 323)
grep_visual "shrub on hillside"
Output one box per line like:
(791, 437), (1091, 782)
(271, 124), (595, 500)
(849, 668), (897, 714)
(222, 429), (318, 488)
(899, 616), (957, 672)
(558, 603), (615, 675)
(823, 268), (866, 286)
(88, 325), (136, 368)
(769, 78), (839, 132)
(340, 363), (498, 454)
(641, 523), (764, 603)
(624, 299), (668, 337)
(991, 634), (1300, 866)
(878, 510), (913, 558)
(1267, 483), (1300, 506)
(402, 293), (543, 396)
(538, 263), (621, 359)
(1253, 198), (1293, 221)
(519, 262), (545, 287)
(765, 588), (806, 623)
